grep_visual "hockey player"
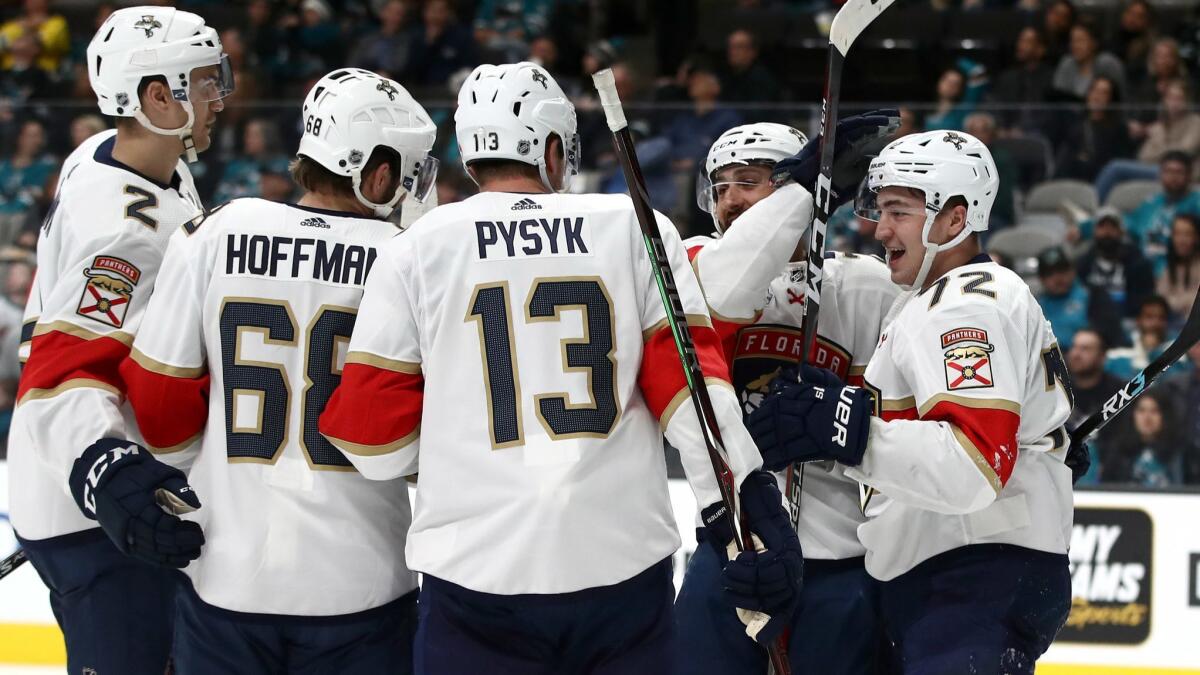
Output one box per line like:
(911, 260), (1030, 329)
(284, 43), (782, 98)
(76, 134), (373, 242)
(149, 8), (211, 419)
(675, 118), (899, 675)
(110, 68), (438, 674)
(318, 61), (803, 674)
(8, 7), (231, 673)
(748, 130), (1074, 675)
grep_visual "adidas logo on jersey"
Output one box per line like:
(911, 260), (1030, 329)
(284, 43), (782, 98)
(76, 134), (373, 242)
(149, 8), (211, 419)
(511, 198), (541, 211)
(300, 217), (330, 229)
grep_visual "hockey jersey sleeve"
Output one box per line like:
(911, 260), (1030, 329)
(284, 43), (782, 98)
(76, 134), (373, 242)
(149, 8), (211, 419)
(687, 183), (813, 326)
(846, 299), (1021, 515)
(319, 239), (422, 480)
(119, 226), (212, 467)
(639, 211), (763, 511)
(17, 214), (172, 490)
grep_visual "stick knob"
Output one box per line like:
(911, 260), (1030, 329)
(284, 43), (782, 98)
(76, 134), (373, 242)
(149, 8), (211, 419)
(592, 69), (628, 132)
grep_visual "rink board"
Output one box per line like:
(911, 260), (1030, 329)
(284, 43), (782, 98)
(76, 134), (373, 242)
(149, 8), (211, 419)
(2, 462), (1199, 671)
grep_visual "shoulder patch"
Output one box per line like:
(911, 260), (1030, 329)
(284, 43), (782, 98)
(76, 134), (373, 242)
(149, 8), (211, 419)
(77, 256), (141, 328)
(941, 327), (994, 390)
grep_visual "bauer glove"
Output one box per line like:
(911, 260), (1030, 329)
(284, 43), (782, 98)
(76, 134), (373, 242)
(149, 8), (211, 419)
(70, 438), (204, 568)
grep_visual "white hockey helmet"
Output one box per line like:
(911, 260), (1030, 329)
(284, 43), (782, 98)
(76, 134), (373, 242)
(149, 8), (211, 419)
(860, 129), (998, 290)
(298, 68), (439, 218)
(87, 7), (233, 162)
(455, 62), (580, 193)
(698, 123), (808, 230)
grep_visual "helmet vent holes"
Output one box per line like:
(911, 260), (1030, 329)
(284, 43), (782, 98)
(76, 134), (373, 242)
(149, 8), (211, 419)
(491, 90), (499, 102)
(313, 86), (325, 100)
(329, 71), (350, 81)
(512, 102), (522, 116)
(471, 92), (477, 104)
(95, 55), (103, 72)
(104, 27), (114, 42)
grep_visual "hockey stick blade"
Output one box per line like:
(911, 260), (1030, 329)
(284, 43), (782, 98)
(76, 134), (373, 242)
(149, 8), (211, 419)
(1071, 286), (1200, 445)
(0, 547), (28, 581)
(830, 0), (900, 56)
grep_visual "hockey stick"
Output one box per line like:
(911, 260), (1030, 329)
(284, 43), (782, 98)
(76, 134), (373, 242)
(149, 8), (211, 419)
(1071, 286), (1200, 446)
(0, 547), (28, 582)
(788, 0), (899, 531)
(593, 69), (790, 675)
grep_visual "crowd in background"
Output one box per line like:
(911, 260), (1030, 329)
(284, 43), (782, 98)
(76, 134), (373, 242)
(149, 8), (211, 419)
(0, 0), (1198, 487)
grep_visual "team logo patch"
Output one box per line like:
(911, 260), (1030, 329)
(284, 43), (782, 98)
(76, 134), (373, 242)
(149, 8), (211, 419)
(531, 70), (549, 89)
(943, 131), (967, 150)
(348, 149), (364, 166)
(134, 15), (162, 38)
(941, 327), (994, 390)
(376, 80), (399, 101)
(517, 140), (532, 156)
(77, 256), (141, 329)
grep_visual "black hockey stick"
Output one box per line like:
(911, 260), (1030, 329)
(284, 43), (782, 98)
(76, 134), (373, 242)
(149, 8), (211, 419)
(0, 546), (28, 582)
(592, 69), (791, 675)
(1071, 286), (1200, 446)
(788, 0), (899, 531)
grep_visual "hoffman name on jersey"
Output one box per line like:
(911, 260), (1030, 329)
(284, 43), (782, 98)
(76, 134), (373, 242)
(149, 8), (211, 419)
(225, 233), (378, 286)
(475, 216), (591, 259)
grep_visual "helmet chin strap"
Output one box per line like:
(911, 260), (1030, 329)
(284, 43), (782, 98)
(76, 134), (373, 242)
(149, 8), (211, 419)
(538, 141), (575, 194)
(903, 211), (974, 292)
(133, 102), (200, 163)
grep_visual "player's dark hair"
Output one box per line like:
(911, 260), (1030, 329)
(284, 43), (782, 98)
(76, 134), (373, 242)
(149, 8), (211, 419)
(1138, 294), (1171, 318)
(1166, 213), (1200, 288)
(1162, 149), (1192, 169)
(289, 146), (403, 199)
(114, 75), (169, 131)
(1075, 327), (1109, 352)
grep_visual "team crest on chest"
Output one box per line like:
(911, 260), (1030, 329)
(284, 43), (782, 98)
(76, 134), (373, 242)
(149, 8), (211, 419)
(941, 327), (994, 390)
(77, 256), (141, 329)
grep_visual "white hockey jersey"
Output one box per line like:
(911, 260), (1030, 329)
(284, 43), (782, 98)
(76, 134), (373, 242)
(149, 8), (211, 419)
(320, 191), (763, 595)
(847, 255), (1075, 581)
(9, 130), (203, 540)
(120, 198), (417, 616)
(686, 183), (896, 560)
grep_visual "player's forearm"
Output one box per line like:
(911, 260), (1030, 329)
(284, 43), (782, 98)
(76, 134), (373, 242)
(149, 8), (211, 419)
(319, 360), (424, 480)
(845, 417), (998, 514)
(17, 388), (129, 493)
(120, 349), (208, 468)
(664, 381), (763, 509)
(694, 184), (812, 320)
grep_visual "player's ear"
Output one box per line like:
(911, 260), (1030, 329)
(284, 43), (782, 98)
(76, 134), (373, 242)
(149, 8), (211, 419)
(141, 79), (174, 122)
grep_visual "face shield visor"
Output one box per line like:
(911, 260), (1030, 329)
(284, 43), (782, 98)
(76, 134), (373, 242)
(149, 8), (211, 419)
(404, 154), (440, 203)
(695, 162), (773, 214)
(186, 55), (235, 103)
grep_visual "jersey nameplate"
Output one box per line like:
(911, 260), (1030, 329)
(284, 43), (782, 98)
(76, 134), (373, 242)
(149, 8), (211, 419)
(475, 216), (591, 260)
(224, 234), (377, 286)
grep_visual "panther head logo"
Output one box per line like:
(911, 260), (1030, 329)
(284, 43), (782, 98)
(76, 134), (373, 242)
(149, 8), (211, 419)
(531, 70), (549, 89)
(943, 132), (967, 150)
(376, 80), (399, 101)
(133, 15), (162, 38)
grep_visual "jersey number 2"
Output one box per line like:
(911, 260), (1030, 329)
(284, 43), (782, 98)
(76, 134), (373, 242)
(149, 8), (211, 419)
(467, 277), (619, 448)
(220, 300), (356, 469)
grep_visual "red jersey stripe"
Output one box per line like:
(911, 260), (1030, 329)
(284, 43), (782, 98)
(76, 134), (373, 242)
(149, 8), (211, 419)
(639, 322), (730, 421)
(18, 328), (128, 403)
(121, 357), (209, 453)
(320, 362), (424, 453)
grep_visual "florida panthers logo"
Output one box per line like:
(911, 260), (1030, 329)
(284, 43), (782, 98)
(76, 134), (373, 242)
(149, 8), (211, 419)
(943, 132), (967, 150)
(941, 327), (995, 390)
(133, 15), (162, 38)
(531, 70), (549, 89)
(376, 80), (399, 101)
(77, 256), (142, 329)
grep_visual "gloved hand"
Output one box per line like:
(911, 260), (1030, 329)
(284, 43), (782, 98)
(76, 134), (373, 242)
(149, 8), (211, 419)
(721, 471), (804, 645)
(1065, 438), (1092, 485)
(69, 438), (204, 568)
(747, 368), (874, 471)
(772, 109), (900, 211)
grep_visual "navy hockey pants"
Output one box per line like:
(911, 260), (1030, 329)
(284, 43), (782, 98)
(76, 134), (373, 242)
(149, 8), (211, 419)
(173, 581), (417, 675)
(414, 557), (674, 675)
(880, 543), (1071, 675)
(674, 532), (886, 675)
(18, 528), (179, 675)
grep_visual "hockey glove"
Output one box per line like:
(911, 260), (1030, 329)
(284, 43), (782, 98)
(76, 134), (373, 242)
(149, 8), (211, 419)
(771, 109), (900, 211)
(721, 471), (804, 645)
(1065, 439), (1092, 485)
(747, 368), (874, 471)
(69, 438), (204, 568)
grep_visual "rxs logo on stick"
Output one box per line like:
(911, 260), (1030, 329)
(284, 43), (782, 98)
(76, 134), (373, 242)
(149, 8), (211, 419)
(1061, 508), (1153, 644)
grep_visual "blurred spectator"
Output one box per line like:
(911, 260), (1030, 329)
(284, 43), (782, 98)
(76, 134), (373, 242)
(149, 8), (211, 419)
(924, 59), (987, 131)
(988, 27), (1055, 136)
(665, 64), (743, 172)
(350, 0), (415, 79)
(1103, 391), (1192, 486)
(1036, 246), (1124, 350)
(1122, 151), (1200, 257)
(1066, 328), (1125, 482)
(69, 114), (106, 148)
(1162, 342), (1200, 481)
(1127, 38), (1186, 124)
(1055, 76), (1134, 181)
(601, 120), (677, 214)
(474, 0), (552, 63)
(405, 0), (477, 87)
(286, 0), (344, 83)
(244, 0), (289, 95)
(0, 246), (32, 453)
(0, 118), (54, 218)
(1155, 214), (1200, 317)
(1132, 80), (1200, 171)
(0, 32), (50, 105)
(719, 30), (781, 109)
(1107, 294), (1170, 377)
(0, 0), (68, 74)
(1052, 23), (1126, 101)
(214, 119), (291, 204)
(1042, 0), (1078, 64)
(1078, 208), (1156, 319)
(1112, 0), (1157, 85)
(964, 113), (1015, 228)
